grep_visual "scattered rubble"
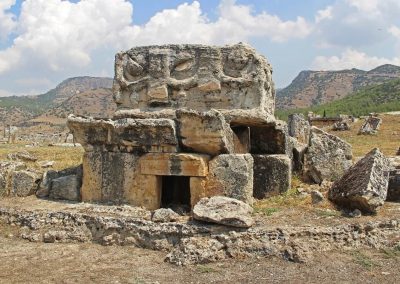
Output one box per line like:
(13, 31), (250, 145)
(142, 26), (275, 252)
(7, 150), (38, 162)
(332, 121), (350, 131)
(329, 148), (391, 214)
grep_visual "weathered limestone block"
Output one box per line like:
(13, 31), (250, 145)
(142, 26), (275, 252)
(329, 148), (391, 213)
(152, 208), (180, 223)
(193, 196), (254, 228)
(81, 150), (161, 209)
(10, 170), (40, 197)
(359, 116), (382, 135)
(250, 120), (292, 158)
(291, 137), (307, 172)
(37, 165), (82, 198)
(49, 175), (80, 201)
(140, 153), (210, 177)
(304, 127), (353, 184)
(0, 161), (26, 197)
(387, 168), (400, 201)
(253, 155), (291, 199)
(288, 113), (310, 145)
(113, 43), (275, 115)
(111, 118), (178, 152)
(176, 109), (234, 155)
(206, 154), (253, 204)
(67, 115), (178, 153)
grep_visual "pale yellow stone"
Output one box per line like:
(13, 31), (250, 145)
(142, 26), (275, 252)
(81, 152), (102, 202)
(190, 177), (222, 207)
(197, 80), (221, 93)
(148, 85), (168, 101)
(124, 174), (162, 210)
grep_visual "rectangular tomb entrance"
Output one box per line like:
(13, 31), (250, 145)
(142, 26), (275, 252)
(161, 176), (191, 210)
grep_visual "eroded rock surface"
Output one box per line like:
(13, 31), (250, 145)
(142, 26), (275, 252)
(253, 154), (291, 199)
(113, 43), (275, 115)
(10, 170), (40, 197)
(192, 196), (254, 228)
(304, 127), (353, 184)
(329, 148), (391, 213)
(207, 155), (254, 204)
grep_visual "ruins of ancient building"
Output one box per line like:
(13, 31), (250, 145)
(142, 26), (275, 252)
(68, 43), (291, 210)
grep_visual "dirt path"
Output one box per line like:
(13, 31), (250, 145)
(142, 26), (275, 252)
(0, 235), (398, 284)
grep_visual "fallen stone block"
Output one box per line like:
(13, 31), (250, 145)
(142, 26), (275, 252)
(328, 148), (391, 213)
(253, 154), (291, 199)
(193, 196), (254, 228)
(304, 127), (353, 184)
(10, 170), (40, 197)
(37, 165), (82, 198)
(358, 116), (382, 135)
(49, 175), (81, 201)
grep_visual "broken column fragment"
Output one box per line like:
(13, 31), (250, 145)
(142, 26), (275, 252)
(328, 148), (391, 214)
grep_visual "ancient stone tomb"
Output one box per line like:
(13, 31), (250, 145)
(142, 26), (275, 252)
(68, 43), (291, 210)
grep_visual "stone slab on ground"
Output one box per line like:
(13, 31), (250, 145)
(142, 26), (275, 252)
(192, 196), (254, 228)
(329, 148), (391, 213)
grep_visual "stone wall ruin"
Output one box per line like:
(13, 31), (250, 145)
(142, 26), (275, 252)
(68, 43), (292, 210)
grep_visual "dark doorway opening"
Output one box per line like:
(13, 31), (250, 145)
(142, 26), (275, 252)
(161, 176), (191, 212)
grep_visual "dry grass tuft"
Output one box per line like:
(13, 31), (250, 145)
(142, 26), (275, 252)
(0, 143), (83, 171)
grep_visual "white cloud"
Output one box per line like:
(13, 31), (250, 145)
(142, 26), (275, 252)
(389, 25), (400, 39)
(345, 0), (380, 13)
(0, 0), (134, 74)
(0, 0), (313, 78)
(315, 0), (400, 48)
(315, 6), (332, 23)
(311, 48), (400, 71)
(0, 0), (16, 39)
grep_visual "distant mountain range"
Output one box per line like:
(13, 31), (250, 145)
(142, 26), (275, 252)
(276, 77), (400, 120)
(276, 64), (400, 110)
(2, 63), (400, 127)
(0, 77), (113, 125)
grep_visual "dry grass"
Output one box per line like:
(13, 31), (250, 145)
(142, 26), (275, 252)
(253, 175), (337, 213)
(327, 114), (400, 157)
(0, 143), (83, 171)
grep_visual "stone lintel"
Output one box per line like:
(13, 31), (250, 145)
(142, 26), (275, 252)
(140, 153), (210, 177)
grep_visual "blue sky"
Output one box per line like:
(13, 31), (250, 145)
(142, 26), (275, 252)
(0, 0), (400, 96)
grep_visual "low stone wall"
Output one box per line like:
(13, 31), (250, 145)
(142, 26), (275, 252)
(0, 202), (399, 265)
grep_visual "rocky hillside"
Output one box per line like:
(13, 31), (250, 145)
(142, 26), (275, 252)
(277, 64), (400, 110)
(0, 76), (113, 125)
(30, 88), (116, 125)
(276, 78), (400, 119)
